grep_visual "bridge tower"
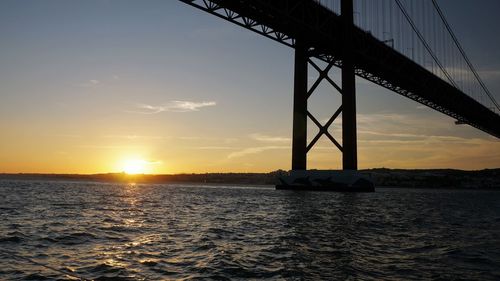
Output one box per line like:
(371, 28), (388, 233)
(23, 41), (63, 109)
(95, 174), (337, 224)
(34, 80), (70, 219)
(180, 0), (500, 175)
(292, 0), (357, 171)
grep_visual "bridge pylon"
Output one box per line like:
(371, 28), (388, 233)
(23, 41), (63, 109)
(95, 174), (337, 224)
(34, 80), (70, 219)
(291, 0), (357, 171)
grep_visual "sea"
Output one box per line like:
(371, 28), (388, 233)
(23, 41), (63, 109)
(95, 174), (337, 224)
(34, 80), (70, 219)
(0, 180), (499, 280)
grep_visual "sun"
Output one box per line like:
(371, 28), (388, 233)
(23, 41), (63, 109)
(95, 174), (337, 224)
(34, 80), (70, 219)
(122, 159), (148, 174)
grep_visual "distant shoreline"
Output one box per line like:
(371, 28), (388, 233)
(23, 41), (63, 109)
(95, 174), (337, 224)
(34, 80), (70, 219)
(1, 168), (499, 189)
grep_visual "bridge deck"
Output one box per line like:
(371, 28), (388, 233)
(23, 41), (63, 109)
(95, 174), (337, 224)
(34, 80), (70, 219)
(183, 0), (500, 138)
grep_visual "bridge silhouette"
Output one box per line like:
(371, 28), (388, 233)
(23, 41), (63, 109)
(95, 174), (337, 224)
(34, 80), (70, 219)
(180, 0), (500, 171)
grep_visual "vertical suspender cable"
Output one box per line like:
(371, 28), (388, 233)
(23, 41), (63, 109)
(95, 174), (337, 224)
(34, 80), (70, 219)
(394, 0), (458, 88)
(432, 0), (500, 111)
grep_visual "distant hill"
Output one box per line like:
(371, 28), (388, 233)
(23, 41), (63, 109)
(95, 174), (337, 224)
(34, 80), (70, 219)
(365, 168), (500, 189)
(0, 168), (499, 189)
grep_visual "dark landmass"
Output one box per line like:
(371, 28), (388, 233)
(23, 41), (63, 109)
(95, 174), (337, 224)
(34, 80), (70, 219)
(1, 168), (499, 189)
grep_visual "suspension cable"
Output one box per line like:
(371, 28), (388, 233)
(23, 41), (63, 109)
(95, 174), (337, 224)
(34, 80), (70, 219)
(431, 0), (500, 112)
(394, 0), (458, 89)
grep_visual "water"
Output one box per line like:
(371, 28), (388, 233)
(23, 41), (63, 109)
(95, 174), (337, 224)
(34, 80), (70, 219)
(0, 180), (499, 280)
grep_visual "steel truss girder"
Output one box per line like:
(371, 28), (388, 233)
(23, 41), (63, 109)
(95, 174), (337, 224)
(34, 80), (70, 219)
(321, 51), (495, 136)
(179, 0), (295, 47)
(179, 0), (500, 138)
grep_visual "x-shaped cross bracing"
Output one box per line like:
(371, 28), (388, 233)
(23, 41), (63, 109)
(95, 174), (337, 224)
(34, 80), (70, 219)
(306, 58), (343, 153)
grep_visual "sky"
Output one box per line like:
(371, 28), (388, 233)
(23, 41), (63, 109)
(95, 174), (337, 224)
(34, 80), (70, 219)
(0, 0), (499, 174)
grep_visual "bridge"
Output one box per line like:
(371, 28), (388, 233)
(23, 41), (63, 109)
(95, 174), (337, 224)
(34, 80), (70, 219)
(180, 0), (500, 171)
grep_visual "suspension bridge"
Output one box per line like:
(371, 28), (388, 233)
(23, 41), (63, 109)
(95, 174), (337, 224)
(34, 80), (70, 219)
(180, 0), (500, 171)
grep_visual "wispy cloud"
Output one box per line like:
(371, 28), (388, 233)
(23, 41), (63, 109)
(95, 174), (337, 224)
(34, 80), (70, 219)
(358, 136), (500, 170)
(48, 134), (82, 138)
(358, 130), (459, 141)
(102, 135), (171, 140)
(193, 146), (237, 150)
(227, 146), (289, 159)
(127, 159), (162, 166)
(338, 111), (500, 169)
(129, 101), (216, 114)
(250, 133), (290, 143)
(177, 136), (238, 143)
(77, 75), (123, 88)
(76, 145), (145, 150)
(77, 79), (100, 87)
(478, 69), (500, 81)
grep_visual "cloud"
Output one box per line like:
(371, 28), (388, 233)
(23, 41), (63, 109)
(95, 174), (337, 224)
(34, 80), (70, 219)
(48, 134), (81, 138)
(354, 112), (499, 145)
(193, 146), (237, 150)
(250, 133), (290, 143)
(76, 145), (146, 150)
(357, 112), (454, 133)
(134, 159), (162, 166)
(102, 135), (171, 140)
(358, 136), (500, 170)
(353, 113), (499, 168)
(358, 135), (482, 145)
(478, 69), (500, 81)
(357, 130), (463, 141)
(227, 146), (289, 159)
(176, 136), (238, 143)
(130, 101), (216, 114)
(77, 79), (101, 88)
(357, 113), (409, 123)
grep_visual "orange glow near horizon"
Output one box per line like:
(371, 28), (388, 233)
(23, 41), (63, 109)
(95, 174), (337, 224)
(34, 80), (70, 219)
(0, 1), (499, 175)
(121, 159), (147, 174)
(119, 158), (161, 175)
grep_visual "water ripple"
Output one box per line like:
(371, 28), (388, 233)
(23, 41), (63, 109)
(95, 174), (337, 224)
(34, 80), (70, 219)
(0, 181), (499, 280)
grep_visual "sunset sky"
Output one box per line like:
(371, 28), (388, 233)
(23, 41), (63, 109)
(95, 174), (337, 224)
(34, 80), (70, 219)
(1, 0), (499, 174)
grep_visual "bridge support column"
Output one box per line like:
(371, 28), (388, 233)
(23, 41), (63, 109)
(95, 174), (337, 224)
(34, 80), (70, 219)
(290, 1), (359, 172)
(341, 0), (358, 170)
(291, 40), (308, 170)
